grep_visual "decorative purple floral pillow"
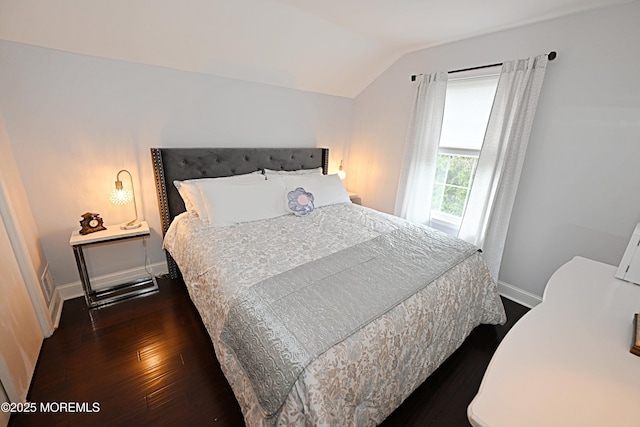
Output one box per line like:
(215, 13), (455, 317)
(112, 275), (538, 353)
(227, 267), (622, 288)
(287, 187), (314, 216)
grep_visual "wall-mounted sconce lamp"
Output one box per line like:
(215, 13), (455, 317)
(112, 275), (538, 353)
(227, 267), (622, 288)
(109, 169), (141, 230)
(337, 160), (346, 180)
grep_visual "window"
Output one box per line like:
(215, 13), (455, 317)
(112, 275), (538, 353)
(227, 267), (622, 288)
(430, 70), (499, 233)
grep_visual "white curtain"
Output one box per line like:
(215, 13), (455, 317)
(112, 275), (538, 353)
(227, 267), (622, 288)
(394, 72), (448, 223)
(458, 55), (548, 280)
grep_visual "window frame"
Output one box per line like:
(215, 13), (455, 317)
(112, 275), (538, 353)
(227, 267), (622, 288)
(428, 67), (500, 235)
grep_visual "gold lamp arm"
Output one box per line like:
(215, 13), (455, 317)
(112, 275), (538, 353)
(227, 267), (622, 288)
(114, 169), (140, 229)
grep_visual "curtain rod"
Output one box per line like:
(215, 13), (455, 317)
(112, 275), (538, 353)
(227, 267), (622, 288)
(410, 51), (557, 82)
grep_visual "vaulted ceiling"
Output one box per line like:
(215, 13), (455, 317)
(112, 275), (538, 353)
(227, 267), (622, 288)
(0, 0), (631, 97)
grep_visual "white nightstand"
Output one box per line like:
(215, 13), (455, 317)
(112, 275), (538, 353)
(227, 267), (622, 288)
(69, 221), (158, 308)
(348, 192), (362, 205)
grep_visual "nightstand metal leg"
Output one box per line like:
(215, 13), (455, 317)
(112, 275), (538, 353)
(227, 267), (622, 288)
(72, 245), (94, 307)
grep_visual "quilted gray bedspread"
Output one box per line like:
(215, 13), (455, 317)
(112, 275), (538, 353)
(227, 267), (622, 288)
(220, 224), (479, 416)
(164, 203), (506, 426)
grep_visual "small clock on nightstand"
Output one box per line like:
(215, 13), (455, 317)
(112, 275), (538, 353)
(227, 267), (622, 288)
(79, 212), (106, 235)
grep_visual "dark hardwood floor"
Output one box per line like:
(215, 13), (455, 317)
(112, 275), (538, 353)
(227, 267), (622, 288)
(10, 276), (528, 427)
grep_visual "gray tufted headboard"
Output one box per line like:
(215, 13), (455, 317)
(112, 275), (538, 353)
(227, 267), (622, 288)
(150, 147), (329, 278)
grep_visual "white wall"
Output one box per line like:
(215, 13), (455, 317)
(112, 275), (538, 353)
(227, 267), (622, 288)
(349, 1), (640, 299)
(0, 208), (43, 404)
(0, 41), (354, 288)
(0, 120), (48, 283)
(0, 116), (54, 333)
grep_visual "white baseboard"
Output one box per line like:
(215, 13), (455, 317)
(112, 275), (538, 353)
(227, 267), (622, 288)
(497, 280), (542, 309)
(57, 262), (168, 303)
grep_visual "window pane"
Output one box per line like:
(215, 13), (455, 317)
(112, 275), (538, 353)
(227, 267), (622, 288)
(442, 186), (467, 217)
(431, 183), (444, 211)
(446, 155), (475, 187)
(434, 154), (448, 183)
(431, 153), (477, 220)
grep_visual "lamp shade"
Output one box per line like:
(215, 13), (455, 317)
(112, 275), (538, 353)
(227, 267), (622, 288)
(337, 160), (346, 180)
(109, 186), (133, 205)
(109, 169), (141, 229)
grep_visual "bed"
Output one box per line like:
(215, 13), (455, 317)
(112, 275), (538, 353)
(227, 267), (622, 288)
(151, 147), (506, 426)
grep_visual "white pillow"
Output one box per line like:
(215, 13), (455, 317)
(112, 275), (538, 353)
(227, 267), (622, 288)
(198, 179), (288, 226)
(174, 180), (201, 213)
(264, 167), (323, 176)
(281, 174), (350, 209)
(174, 172), (264, 221)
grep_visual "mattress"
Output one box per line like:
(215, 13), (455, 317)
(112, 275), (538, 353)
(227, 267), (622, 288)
(164, 202), (506, 426)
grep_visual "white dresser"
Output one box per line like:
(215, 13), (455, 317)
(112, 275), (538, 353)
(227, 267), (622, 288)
(468, 256), (640, 427)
